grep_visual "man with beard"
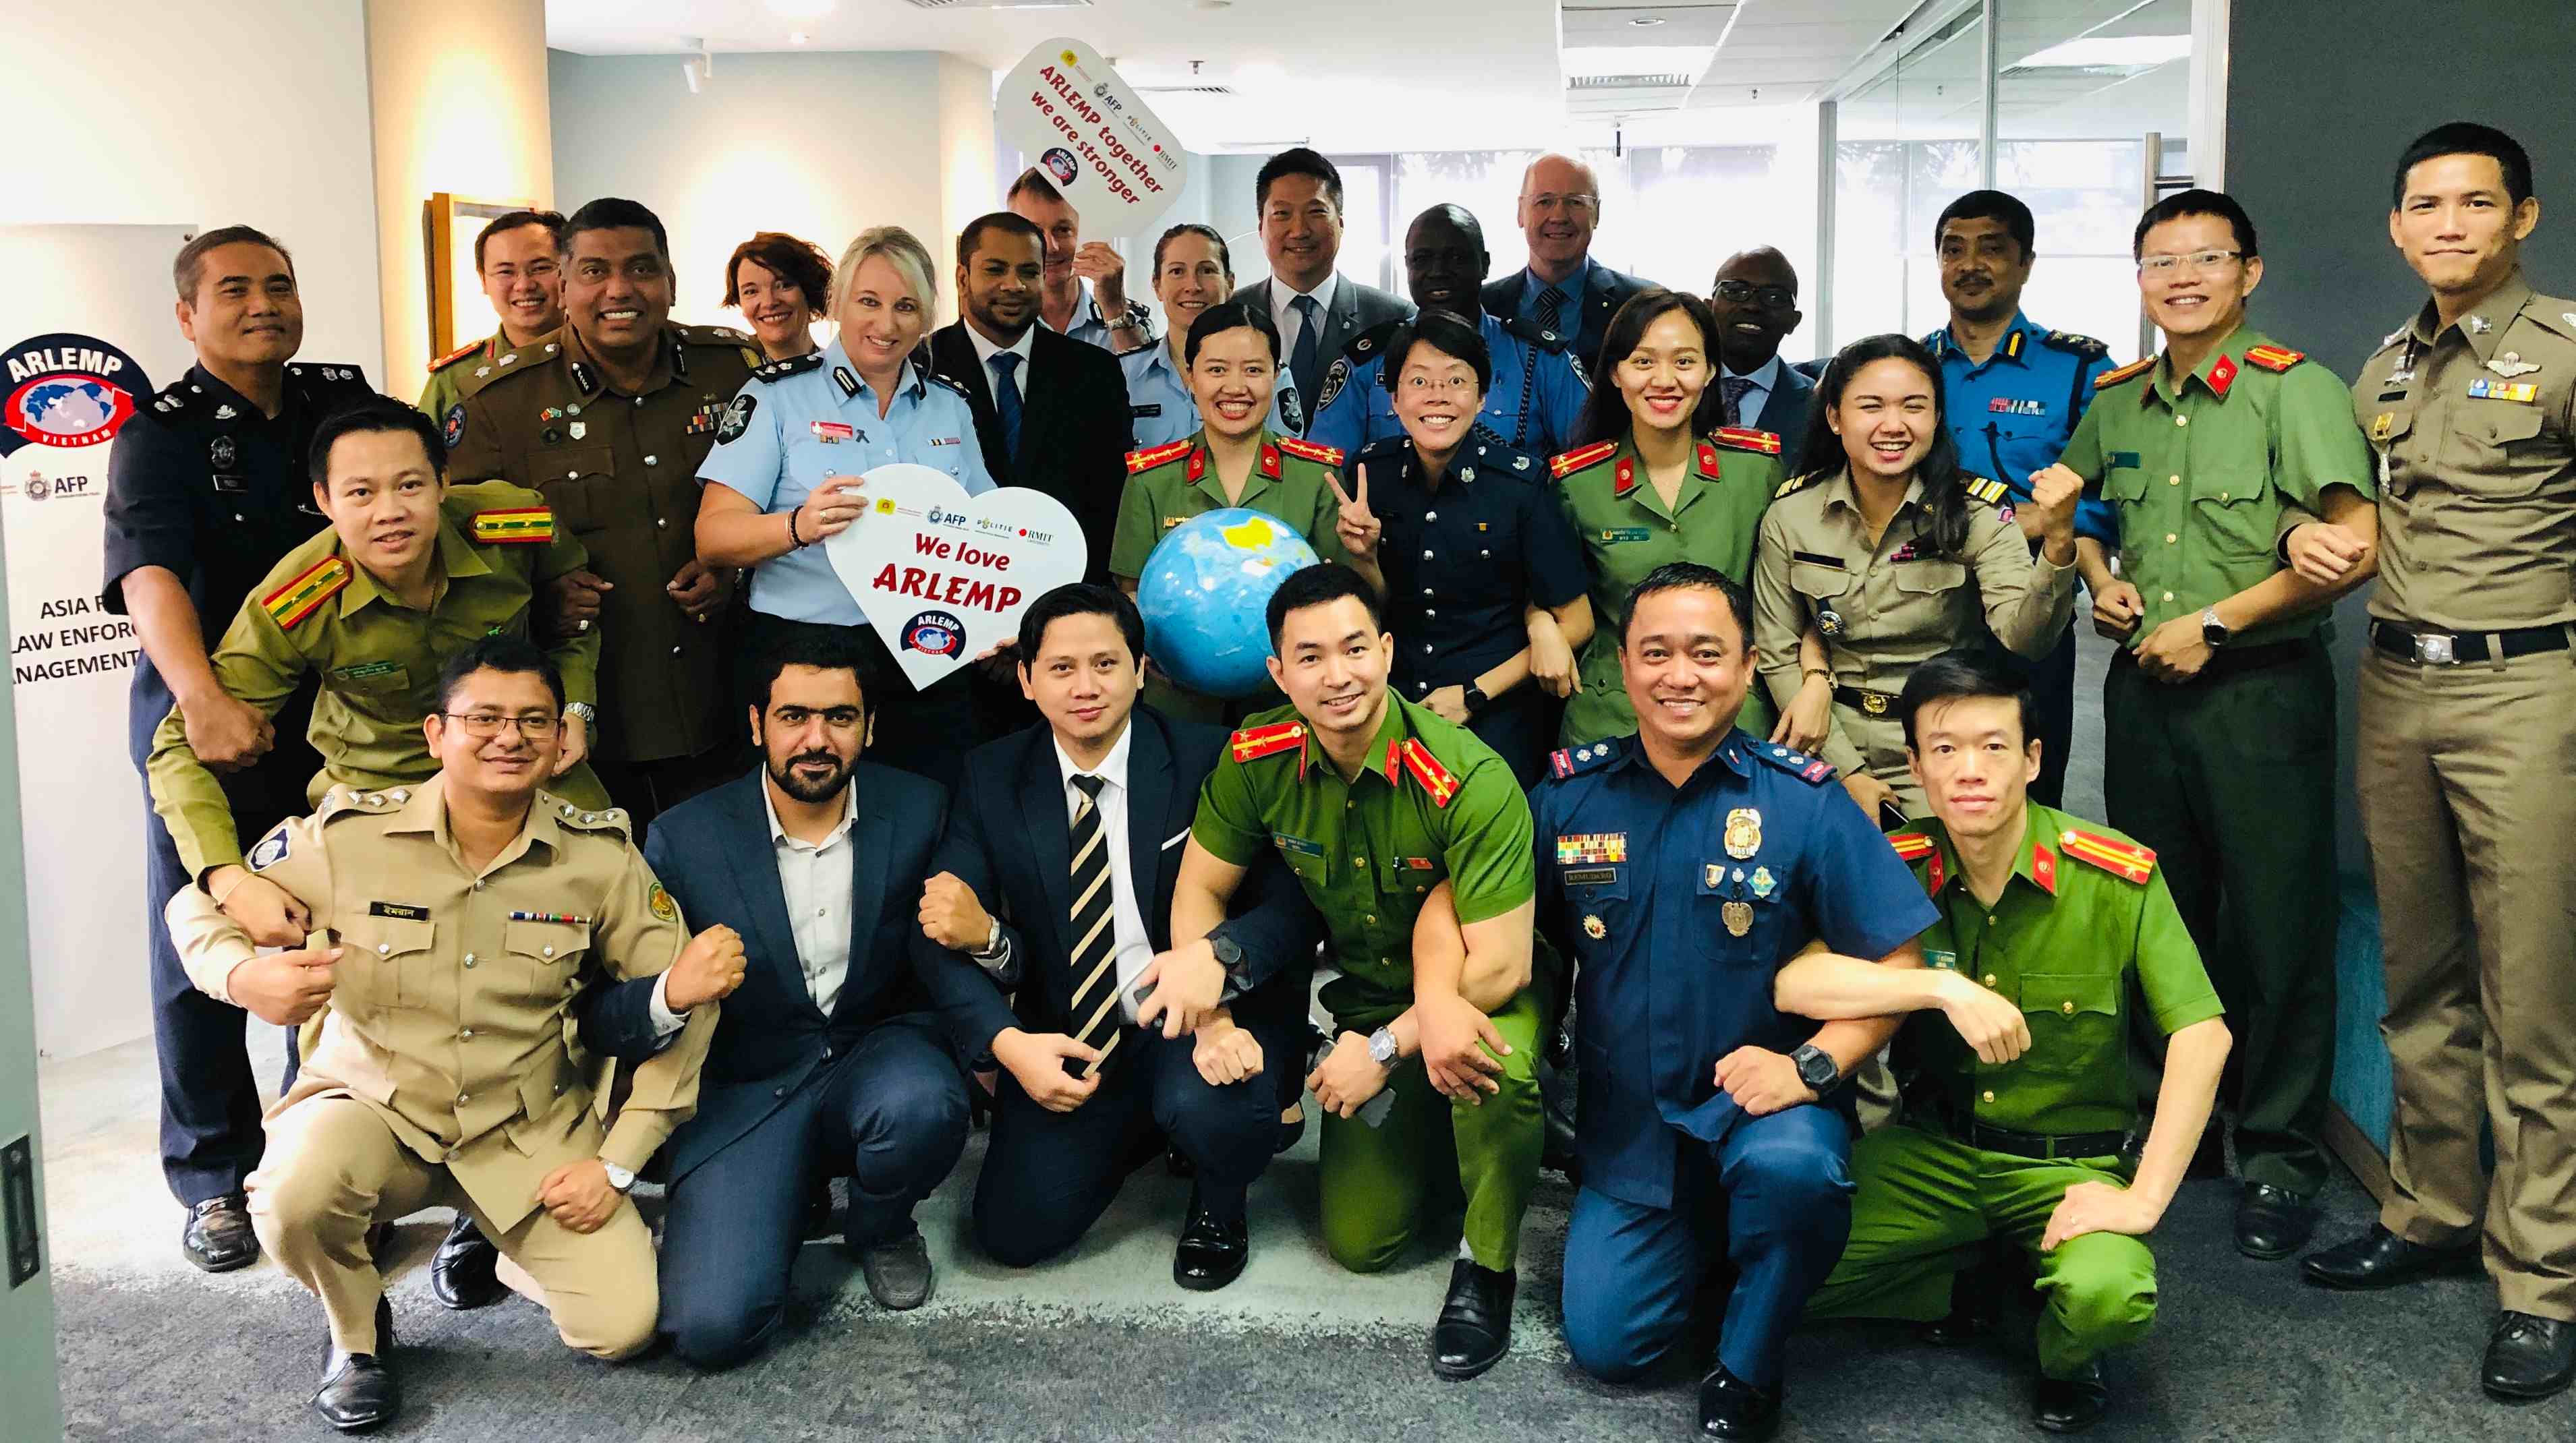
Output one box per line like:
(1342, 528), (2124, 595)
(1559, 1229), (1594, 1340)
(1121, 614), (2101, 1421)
(615, 630), (970, 1367)
(417, 210), (565, 425)
(1706, 247), (1816, 475)
(1305, 204), (1588, 461)
(1920, 191), (2118, 807)
(1481, 152), (1656, 376)
(1006, 169), (1154, 353)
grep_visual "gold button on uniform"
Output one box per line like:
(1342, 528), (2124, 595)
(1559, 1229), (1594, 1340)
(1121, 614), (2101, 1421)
(1982, 973), (1999, 986)
(1981, 1090), (1996, 1103)
(2062, 999), (2076, 1014)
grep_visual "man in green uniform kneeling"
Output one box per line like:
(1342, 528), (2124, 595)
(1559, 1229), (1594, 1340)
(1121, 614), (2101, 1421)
(1173, 561), (1543, 1380)
(1783, 648), (2231, 1434)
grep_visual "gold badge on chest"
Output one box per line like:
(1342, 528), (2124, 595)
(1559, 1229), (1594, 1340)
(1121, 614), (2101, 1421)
(1722, 900), (1753, 937)
(1724, 807), (1762, 859)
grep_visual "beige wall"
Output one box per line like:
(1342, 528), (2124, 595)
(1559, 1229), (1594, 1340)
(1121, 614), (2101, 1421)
(365, 0), (555, 402)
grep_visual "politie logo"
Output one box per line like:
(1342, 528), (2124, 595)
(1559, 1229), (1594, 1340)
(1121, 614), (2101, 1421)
(1, 333), (151, 458)
(900, 609), (966, 658)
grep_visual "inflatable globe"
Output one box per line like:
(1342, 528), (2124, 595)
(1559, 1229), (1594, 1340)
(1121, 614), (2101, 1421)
(1135, 508), (1320, 698)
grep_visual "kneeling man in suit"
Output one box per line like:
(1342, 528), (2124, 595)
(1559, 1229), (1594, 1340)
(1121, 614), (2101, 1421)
(610, 628), (971, 1368)
(917, 583), (1320, 1289)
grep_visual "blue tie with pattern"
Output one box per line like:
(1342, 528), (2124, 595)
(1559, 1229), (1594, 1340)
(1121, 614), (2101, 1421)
(990, 350), (1025, 463)
(1535, 283), (1566, 337)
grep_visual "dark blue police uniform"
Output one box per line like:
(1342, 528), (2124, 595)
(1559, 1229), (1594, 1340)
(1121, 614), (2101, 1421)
(1532, 731), (1935, 1388)
(1351, 428), (1588, 787)
(1924, 312), (2115, 808)
(100, 359), (373, 1209)
(1305, 311), (1589, 461)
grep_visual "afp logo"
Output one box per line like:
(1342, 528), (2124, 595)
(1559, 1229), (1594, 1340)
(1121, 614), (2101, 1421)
(1, 333), (152, 457)
(899, 610), (966, 659)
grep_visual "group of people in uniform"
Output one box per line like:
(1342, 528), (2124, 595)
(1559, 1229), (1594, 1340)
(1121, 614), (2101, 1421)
(95, 118), (2576, 1438)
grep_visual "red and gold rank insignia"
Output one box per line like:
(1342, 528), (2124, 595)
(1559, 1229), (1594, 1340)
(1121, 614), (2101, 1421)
(1228, 720), (1306, 763)
(2058, 827), (2155, 883)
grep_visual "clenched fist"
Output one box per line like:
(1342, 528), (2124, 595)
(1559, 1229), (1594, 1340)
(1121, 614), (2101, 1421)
(919, 871), (996, 953)
(666, 924), (746, 1012)
(2018, 463), (2082, 554)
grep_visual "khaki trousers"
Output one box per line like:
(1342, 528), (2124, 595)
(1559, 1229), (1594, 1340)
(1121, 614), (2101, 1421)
(248, 1094), (658, 1356)
(2359, 645), (2576, 1320)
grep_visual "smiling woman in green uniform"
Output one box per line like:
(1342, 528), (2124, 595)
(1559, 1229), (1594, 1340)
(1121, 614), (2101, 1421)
(1545, 289), (1803, 745)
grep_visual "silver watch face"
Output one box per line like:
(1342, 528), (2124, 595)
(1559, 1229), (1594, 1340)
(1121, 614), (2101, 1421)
(1369, 1030), (1398, 1066)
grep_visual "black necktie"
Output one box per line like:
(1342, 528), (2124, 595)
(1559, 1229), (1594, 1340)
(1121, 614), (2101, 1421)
(1288, 295), (1323, 424)
(990, 351), (1025, 463)
(1535, 283), (1567, 337)
(1065, 774), (1122, 1071)
(1721, 376), (1755, 430)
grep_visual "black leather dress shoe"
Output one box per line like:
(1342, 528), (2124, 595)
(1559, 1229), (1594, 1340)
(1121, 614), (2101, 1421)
(2034, 1361), (2109, 1433)
(1276, 1105), (1307, 1155)
(313, 1297), (398, 1433)
(429, 1214), (505, 1310)
(1172, 1197), (1249, 1291)
(2301, 1223), (2481, 1290)
(858, 1231), (935, 1310)
(1698, 1364), (1781, 1440)
(1429, 1259), (1515, 1380)
(2483, 1312), (2576, 1399)
(182, 1192), (258, 1273)
(2235, 1183), (2320, 1260)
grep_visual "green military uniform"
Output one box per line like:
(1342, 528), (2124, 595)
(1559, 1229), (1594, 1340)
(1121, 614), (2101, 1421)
(416, 333), (509, 430)
(1112, 428), (1351, 725)
(1550, 428), (1786, 746)
(1191, 693), (1541, 1272)
(1806, 805), (2225, 1380)
(2057, 326), (2371, 1196)
(444, 322), (758, 782)
(146, 481), (608, 878)
(1751, 466), (2076, 813)
(2349, 276), (2576, 1320)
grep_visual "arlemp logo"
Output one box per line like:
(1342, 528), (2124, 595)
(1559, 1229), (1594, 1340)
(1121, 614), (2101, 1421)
(1, 332), (151, 457)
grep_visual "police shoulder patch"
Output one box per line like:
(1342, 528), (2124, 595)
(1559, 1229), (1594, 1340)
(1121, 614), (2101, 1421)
(752, 351), (826, 384)
(716, 393), (756, 444)
(1395, 738), (1459, 808)
(1127, 438), (1192, 474)
(2094, 355), (2156, 390)
(1549, 438), (1618, 479)
(1748, 742), (1836, 785)
(430, 338), (485, 372)
(1228, 720), (1307, 763)
(648, 880), (679, 922)
(2042, 330), (2109, 359)
(1546, 736), (1628, 781)
(2242, 343), (2306, 373)
(1276, 435), (1344, 468)
(552, 797), (633, 840)
(262, 556), (349, 629)
(246, 823), (291, 873)
(2057, 825), (2156, 883)
(1773, 470), (1825, 500)
(1964, 475), (2011, 508)
(1710, 426), (1782, 456)
(1887, 831), (1937, 864)
(470, 506), (554, 545)
(923, 371), (975, 403)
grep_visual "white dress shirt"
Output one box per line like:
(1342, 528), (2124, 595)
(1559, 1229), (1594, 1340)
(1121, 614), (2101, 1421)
(762, 781), (860, 1015)
(1268, 272), (1342, 357)
(1719, 353), (1783, 430)
(1056, 722), (1155, 1023)
(966, 320), (1039, 407)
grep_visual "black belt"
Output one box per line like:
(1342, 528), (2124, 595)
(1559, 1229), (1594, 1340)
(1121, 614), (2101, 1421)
(1916, 1100), (2132, 1160)
(2109, 637), (2312, 683)
(2368, 618), (2573, 666)
(1833, 684), (1902, 717)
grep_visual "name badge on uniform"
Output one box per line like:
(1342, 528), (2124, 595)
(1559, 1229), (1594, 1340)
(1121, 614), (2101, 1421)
(1926, 949), (1958, 972)
(2467, 378), (2540, 403)
(1598, 527), (1651, 543)
(2107, 450), (2141, 469)
(1271, 831), (1323, 858)
(210, 473), (248, 495)
(811, 421), (855, 442)
(1564, 866), (1617, 887)
(1987, 396), (2048, 416)
(1131, 403), (1163, 418)
(368, 901), (429, 920)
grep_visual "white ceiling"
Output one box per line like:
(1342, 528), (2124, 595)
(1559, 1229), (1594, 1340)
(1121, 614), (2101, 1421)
(544, 0), (2194, 151)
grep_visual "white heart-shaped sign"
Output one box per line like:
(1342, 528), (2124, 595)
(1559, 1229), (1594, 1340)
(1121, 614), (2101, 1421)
(824, 463), (1088, 692)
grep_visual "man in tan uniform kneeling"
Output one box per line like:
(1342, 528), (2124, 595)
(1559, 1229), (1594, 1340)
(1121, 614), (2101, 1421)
(165, 634), (739, 1432)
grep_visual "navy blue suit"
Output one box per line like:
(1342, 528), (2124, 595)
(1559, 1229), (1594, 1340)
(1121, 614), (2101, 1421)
(917, 707), (1321, 1264)
(1532, 731), (1935, 1388)
(617, 765), (969, 1368)
(1752, 363), (1816, 478)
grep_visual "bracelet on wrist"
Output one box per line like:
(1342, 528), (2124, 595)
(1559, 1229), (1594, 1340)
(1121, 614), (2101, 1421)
(785, 508), (807, 548)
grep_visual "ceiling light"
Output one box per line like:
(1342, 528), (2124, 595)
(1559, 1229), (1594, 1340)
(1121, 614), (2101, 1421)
(766, 0), (835, 18)
(1629, 15), (1663, 24)
(2016, 34), (2190, 69)
(1562, 45), (1715, 82)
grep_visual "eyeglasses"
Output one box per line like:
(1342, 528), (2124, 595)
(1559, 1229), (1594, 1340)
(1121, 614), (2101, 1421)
(1400, 374), (1479, 395)
(2138, 249), (2243, 276)
(1526, 193), (1599, 216)
(1713, 279), (1796, 310)
(440, 712), (560, 738)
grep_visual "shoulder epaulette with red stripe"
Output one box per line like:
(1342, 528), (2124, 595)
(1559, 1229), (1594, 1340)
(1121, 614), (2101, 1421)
(1887, 831), (1936, 864)
(2094, 356), (2155, 390)
(1549, 439), (1618, 479)
(1126, 438), (1193, 475)
(470, 506), (554, 545)
(1276, 435), (1344, 468)
(1394, 737), (1459, 808)
(2243, 344), (2306, 373)
(1709, 426), (1782, 456)
(2057, 825), (2156, 883)
(1227, 720), (1306, 763)
(428, 338), (484, 372)
(262, 556), (350, 630)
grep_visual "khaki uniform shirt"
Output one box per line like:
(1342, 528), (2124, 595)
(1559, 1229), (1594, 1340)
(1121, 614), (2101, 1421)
(445, 322), (759, 763)
(1889, 804), (2223, 1138)
(163, 775), (716, 1231)
(1191, 694), (1535, 1028)
(2351, 274), (2576, 630)
(1550, 430), (1787, 745)
(146, 481), (606, 877)
(1752, 466), (2074, 786)
(2059, 326), (2376, 649)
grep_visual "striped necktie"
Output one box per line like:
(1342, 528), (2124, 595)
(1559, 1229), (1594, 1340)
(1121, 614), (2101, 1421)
(1534, 283), (1567, 336)
(1064, 773), (1122, 1073)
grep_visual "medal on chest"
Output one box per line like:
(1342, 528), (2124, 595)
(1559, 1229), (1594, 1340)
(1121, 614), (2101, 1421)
(1723, 807), (1762, 859)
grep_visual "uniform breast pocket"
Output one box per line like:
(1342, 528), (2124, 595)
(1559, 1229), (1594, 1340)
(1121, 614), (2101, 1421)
(1271, 833), (1329, 889)
(2017, 972), (2119, 1078)
(1383, 855), (1446, 903)
(2098, 461), (2149, 506)
(327, 661), (411, 697)
(1892, 558), (1969, 597)
(2446, 403), (2558, 498)
(344, 917), (434, 1010)
(1695, 860), (1782, 965)
(532, 448), (621, 535)
(1790, 558), (1854, 604)
(2188, 474), (2274, 560)
(503, 918), (590, 1003)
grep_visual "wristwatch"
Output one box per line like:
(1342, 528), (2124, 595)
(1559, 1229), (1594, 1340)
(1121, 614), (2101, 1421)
(2199, 606), (2231, 649)
(1367, 1026), (1400, 1071)
(969, 916), (1006, 961)
(600, 1160), (637, 1194)
(1790, 1042), (1840, 1096)
(1462, 682), (1491, 715)
(563, 701), (598, 725)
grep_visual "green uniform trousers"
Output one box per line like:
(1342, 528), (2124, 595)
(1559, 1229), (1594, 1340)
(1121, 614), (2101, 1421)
(2102, 643), (2336, 1194)
(1319, 988), (1545, 1274)
(1805, 1123), (2157, 1379)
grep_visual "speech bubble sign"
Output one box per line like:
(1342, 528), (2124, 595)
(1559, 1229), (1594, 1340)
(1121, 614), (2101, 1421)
(996, 39), (1191, 237)
(824, 463), (1089, 693)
